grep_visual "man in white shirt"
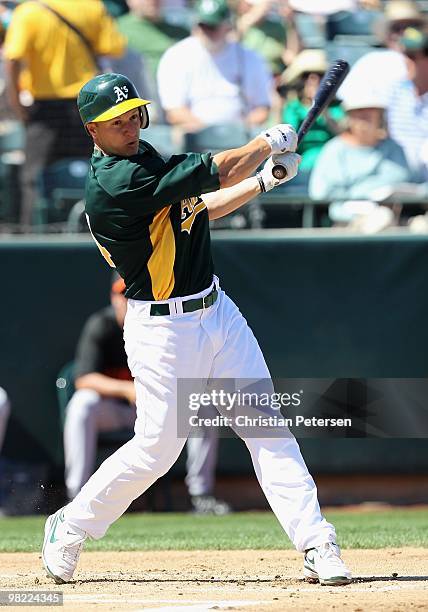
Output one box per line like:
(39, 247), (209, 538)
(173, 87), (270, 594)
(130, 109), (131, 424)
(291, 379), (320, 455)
(338, 0), (425, 105)
(157, 0), (272, 131)
(386, 27), (428, 182)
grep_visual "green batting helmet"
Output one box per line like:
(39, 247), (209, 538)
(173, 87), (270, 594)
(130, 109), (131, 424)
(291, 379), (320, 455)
(77, 73), (150, 128)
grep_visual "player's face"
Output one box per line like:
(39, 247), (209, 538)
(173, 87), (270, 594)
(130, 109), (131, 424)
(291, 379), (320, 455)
(303, 72), (323, 101)
(88, 108), (141, 156)
(197, 22), (231, 52)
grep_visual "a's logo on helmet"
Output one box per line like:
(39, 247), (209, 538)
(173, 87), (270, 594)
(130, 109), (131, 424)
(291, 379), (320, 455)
(113, 85), (129, 104)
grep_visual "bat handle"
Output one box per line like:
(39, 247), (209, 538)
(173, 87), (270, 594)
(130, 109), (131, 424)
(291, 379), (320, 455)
(272, 164), (287, 180)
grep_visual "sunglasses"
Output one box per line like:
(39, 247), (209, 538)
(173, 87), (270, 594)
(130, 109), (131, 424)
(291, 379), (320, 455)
(198, 22), (223, 31)
(390, 21), (423, 34)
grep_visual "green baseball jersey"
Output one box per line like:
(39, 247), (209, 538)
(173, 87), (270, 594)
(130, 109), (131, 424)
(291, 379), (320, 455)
(85, 140), (220, 300)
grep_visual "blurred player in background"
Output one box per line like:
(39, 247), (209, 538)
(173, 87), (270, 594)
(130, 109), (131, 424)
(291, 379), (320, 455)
(65, 273), (231, 514)
(64, 275), (136, 501)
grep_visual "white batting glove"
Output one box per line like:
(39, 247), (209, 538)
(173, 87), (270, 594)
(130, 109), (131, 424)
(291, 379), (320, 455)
(259, 124), (298, 154)
(256, 153), (301, 192)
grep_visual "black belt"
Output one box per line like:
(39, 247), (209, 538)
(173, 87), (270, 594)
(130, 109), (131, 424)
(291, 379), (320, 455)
(150, 288), (218, 316)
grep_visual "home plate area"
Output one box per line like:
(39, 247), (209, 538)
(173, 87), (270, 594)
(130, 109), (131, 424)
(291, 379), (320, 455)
(1, 549), (427, 610)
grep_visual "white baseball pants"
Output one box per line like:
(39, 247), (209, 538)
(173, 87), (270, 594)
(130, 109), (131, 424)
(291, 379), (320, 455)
(63, 390), (136, 500)
(65, 280), (336, 552)
(64, 389), (219, 500)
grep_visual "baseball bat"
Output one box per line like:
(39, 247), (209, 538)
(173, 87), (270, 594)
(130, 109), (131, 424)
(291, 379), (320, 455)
(272, 59), (350, 180)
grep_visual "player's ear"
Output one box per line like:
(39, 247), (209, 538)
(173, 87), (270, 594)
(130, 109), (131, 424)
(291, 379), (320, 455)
(140, 106), (149, 130)
(86, 122), (97, 138)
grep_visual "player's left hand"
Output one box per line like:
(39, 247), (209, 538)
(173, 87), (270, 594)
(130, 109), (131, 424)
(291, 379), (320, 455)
(259, 123), (298, 154)
(257, 152), (301, 192)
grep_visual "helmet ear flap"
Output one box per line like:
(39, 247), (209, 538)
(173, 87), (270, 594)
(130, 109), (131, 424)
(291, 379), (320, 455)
(140, 106), (149, 129)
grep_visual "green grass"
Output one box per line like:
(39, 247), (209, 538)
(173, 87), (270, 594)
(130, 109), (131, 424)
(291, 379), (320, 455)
(1, 509), (427, 553)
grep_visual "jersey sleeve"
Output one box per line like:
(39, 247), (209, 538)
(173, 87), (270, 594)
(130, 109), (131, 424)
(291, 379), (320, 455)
(73, 312), (107, 379)
(97, 150), (220, 215)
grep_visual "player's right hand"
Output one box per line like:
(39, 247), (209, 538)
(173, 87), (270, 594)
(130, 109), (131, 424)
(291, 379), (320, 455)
(259, 124), (298, 154)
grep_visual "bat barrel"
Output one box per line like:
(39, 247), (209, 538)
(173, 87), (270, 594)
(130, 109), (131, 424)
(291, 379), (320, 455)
(271, 59), (350, 180)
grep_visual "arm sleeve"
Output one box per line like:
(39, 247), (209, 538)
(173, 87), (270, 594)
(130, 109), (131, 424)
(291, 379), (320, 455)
(99, 151), (220, 215)
(73, 313), (106, 379)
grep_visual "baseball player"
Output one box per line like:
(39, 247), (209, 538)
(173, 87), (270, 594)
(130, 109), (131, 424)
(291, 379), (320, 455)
(42, 73), (351, 586)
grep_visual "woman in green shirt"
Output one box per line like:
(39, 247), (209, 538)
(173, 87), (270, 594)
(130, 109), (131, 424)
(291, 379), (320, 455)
(281, 50), (345, 172)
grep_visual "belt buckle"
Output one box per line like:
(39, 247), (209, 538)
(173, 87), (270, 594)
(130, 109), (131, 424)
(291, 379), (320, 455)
(202, 289), (213, 309)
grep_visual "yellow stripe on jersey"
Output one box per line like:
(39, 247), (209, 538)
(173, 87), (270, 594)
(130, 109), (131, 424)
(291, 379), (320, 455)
(147, 206), (176, 300)
(86, 214), (116, 268)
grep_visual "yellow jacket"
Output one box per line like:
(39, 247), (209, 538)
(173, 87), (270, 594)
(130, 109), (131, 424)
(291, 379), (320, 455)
(4, 0), (126, 99)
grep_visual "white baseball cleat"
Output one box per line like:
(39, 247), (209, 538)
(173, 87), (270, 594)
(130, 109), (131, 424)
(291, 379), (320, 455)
(42, 508), (87, 584)
(303, 542), (352, 586)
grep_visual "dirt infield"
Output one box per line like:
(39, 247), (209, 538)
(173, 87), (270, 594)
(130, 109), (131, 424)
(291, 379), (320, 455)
(1, 549), (427, 611)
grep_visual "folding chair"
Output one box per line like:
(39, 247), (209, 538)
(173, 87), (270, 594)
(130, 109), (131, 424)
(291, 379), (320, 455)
(34, 158), (89, 227)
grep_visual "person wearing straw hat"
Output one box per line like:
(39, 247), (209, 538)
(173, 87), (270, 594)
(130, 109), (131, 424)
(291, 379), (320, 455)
(281, 49), (345, 171)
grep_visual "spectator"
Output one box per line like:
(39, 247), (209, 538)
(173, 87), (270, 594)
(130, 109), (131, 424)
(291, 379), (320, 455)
(387, 27), (428, 182)
(338, 0), (426, 106)
(3, 0), (125, 229)
(0, 5), (16, 123)
(118, 0), (189, 84)
(157, 0), (272, 131)
(281, 49), (345, 172)
(309, 94), (411, 228)
(64, 275), (136, 501)
(234, 0), (301, 76)
(289, 0), (380, 14)
(65, 274), (230, 514)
